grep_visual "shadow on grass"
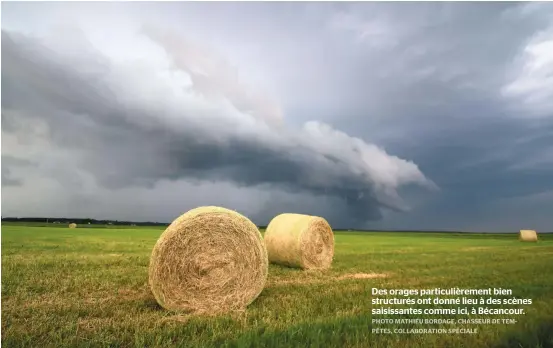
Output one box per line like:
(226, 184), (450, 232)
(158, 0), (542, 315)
(493, 318), (553, 348)
(142, 297), (163, 311)
(205, 315), (553, 348)
(209, 314), (373, 348)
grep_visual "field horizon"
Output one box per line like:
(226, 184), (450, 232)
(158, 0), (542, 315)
(2, 220), (551, 234)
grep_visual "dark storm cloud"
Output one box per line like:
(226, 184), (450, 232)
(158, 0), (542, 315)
(2, 2), (552, 230)
(297, 2), (553, 230)
(1, 29), (433, 224)
(293, 2), (553, 134)
(377, 115), (553, 231)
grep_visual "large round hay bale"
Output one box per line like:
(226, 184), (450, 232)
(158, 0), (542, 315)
(519, 229), (538, 242)
(149, 206), (268, 314)
(68, 223), (77, 228)
(264, 213), (334, 270)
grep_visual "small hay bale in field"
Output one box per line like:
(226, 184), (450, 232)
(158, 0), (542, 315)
(519, 229), (538, 242)
(148, 206), (268, 314)
(264, 213), (334, 270)
(68, 223), (77, 228)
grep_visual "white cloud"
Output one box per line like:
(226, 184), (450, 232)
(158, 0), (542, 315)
(502, 27), (553, 117)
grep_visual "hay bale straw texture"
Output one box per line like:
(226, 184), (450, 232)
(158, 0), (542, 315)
(519, 229), (538, 242)
(264, 213), (334, 270)
(68, 223), (77, 229)
(149, 206), (268, 314)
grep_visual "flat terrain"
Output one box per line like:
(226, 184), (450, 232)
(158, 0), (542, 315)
(2, 224), (553, 347)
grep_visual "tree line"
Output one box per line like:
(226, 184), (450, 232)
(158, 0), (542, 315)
(1, 217), (168, 226)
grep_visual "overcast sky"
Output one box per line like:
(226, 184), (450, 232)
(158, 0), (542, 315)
(2, 2), (552, 231)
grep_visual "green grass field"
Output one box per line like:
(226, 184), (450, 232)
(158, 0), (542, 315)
(2, 224), (553, 347)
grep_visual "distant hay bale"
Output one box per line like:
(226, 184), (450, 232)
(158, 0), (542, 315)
(68, 223), (77, 229)
(148, 206), (268, 314)
(519, 229), (538, 242)
(264, 213), (334, 270)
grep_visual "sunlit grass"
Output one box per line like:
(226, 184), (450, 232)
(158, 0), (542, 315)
(2, 225), (553, 347)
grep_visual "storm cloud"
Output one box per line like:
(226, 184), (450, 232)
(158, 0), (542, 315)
(1, 23), (434, 226)
(2, 2), (552, 230)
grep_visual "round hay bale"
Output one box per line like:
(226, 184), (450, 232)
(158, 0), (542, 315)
(148, 206), (268, 314)
(519, 229), (538, 242)
(68, 223), (77, 229)
(264, 213), (334, 270)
